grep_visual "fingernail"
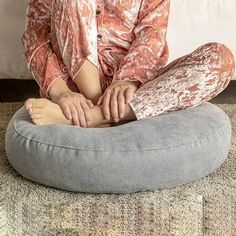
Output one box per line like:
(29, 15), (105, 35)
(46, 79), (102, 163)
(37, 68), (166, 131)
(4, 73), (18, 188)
(120, 113), (124, 118)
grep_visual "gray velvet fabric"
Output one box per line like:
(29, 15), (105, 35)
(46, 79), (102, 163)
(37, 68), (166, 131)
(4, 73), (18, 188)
(5, 102), (231, 194)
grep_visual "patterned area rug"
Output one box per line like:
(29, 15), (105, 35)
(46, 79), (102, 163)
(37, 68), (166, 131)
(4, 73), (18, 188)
(0, 102), (235, 236)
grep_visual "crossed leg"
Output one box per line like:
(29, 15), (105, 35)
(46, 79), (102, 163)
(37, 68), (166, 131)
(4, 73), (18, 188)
(25, 42), (235, 128)
(24, 97), (136, 127)
(24, 58), (137, 128)
(24, 0), (235, 127)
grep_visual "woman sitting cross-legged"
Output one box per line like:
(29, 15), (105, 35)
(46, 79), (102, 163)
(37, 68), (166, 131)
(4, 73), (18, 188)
(22, 0), (235, 128)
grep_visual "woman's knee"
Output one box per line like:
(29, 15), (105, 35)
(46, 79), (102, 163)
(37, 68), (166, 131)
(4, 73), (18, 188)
(195, 42), (235, 75)
(192, 42), (235, 90)
(212, 43), (235, 90)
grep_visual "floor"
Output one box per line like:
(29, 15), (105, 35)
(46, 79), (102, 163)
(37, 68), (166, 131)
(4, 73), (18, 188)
(0, 79), (235, 104)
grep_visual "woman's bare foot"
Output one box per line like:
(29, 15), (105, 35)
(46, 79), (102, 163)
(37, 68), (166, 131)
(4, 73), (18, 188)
(24, 98), (112, 128)
(24, 98), (73, 126)
(24, 97), (136, 128)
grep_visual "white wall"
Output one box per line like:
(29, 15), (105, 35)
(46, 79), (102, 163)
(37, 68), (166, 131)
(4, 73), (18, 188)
(166, 0), (236, 80)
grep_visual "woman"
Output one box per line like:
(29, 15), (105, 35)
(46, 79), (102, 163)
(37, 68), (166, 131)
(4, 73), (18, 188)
(22, 0), (235, 128)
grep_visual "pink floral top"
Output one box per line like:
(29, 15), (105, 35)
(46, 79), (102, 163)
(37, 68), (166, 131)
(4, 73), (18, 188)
(21, 0), (170, 98)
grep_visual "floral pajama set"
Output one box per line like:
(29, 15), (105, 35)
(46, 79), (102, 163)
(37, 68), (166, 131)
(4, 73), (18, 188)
(22, 0), (235, 120)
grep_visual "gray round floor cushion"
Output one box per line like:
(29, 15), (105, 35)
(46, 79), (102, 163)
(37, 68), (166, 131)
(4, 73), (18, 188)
(5, 102), (231, 194)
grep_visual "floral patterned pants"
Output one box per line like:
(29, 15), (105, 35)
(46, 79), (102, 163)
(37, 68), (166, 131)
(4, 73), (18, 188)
(128, 42), (235, 120)
(50, 0), (235, 121)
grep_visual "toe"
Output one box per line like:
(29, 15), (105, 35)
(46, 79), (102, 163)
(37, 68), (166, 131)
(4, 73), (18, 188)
(31, 98), (48, 109)
(24, 98), (35, 110)
(32, 117), (44, 125)
(31, 113), (42, 120)
(30, 107), (43, 115)
(29, 111), (43, 123)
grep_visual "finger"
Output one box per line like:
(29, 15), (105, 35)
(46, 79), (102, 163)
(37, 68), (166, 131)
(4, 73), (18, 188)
(110, 86), (120, 122)
(125, 87), (134, 104)
(102, 90), (111, 120)
(97, 96), (101, 105)
(70, 105), (80, 127)
(86, 99), (94, 108)
(74, 101), (87, 128)
(97, 95), (103, 105)
(59, 101), (72, 120)
(81, 100), (92, 127)
(117, 88), (126, 119)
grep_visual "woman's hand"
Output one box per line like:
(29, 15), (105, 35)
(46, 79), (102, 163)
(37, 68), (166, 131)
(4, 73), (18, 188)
(96, 81), (141, 122)
(53, 90), (94, 127)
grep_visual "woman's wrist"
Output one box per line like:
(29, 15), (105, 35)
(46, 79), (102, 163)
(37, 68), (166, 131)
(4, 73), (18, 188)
(48, 77), (72, 102)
